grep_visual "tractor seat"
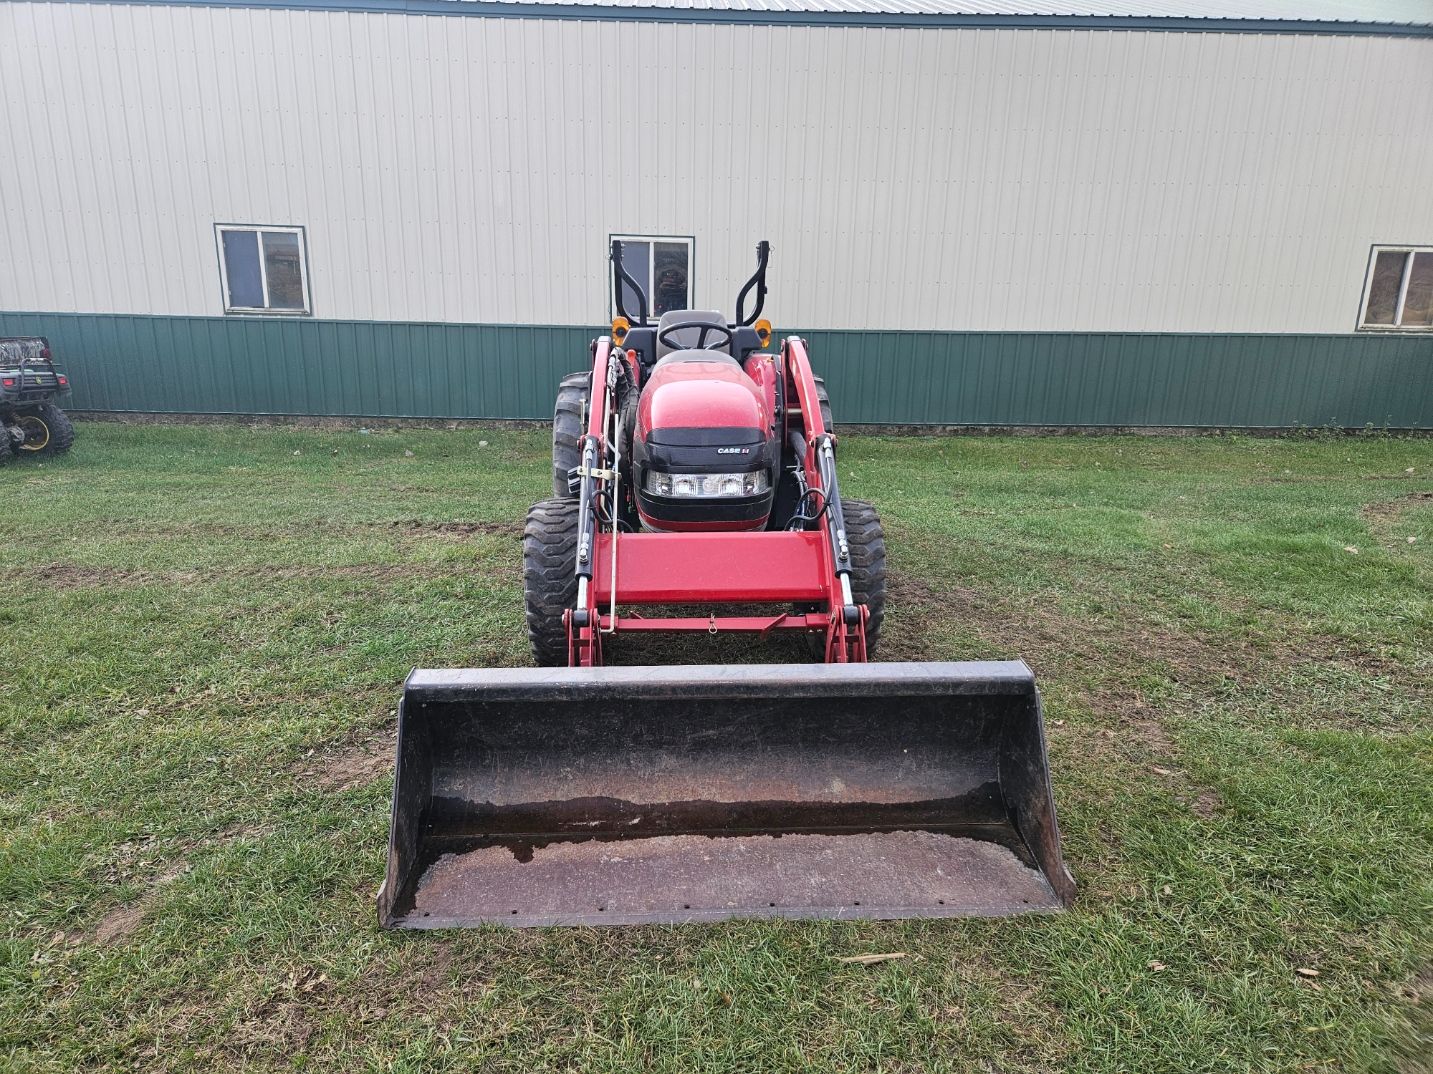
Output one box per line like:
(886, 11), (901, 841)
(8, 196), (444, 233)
(655, 310), (731, 359)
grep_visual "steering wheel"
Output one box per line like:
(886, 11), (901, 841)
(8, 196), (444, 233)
(657, 320), (737, 352)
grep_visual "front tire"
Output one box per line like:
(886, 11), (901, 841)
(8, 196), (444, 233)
(798, 498), (887, 659)
(843, 499), (887, 656)
(552, 373), (588, 497)
(523, 498), (580, 667)
(17, 403), (75, 457)
(813, 376), (834, 433)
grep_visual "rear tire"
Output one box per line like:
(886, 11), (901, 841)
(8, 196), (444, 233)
(17, 403), (74, 457)
(0, 424), (13, 465)
(523, 498), (580, 667)
(552, 372), (588, 497)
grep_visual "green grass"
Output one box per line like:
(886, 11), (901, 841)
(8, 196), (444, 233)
(2, 422), (1430, 1073)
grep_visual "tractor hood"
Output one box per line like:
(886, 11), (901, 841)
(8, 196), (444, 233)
(637, 354), (768, 440)
(631, 352), (776, 531)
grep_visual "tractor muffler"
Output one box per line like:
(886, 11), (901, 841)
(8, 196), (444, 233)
(378, 661), (1074, 927)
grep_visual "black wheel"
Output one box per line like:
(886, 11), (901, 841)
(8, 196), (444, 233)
(16, 403), (75, 457)
(797, 498), (886, 659)
(523, 498), (579, 667)
(552, 372), (588, 497)
(0, 423), (13, 465)
(843, 499), (887, 656)
(813, 376), (834, 433)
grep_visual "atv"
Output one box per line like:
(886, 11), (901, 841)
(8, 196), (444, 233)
(1, 337), (76, 462)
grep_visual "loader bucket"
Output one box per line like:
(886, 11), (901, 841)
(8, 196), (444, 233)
(378, 661), (1074, 928)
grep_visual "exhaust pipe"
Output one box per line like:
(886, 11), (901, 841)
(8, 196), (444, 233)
(379, 661), (1074, 927)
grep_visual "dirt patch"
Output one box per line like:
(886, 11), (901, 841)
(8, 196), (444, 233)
(882, 569), (1254, 688)
(1186, 787), (1223, 818)
(93, 902), (150, 945)
(259, 563), (452, 582)
(91, 821), (272, 947)
(298, 733), (397, 792)
(1394, 969), (1433, 1074)
(224, 966), (334, 1058)
(1363, 490), (1432, 558)
(387, 519), (523, 538)
(21, 562), (456, 590)
(1125, 715), (1177, 756)
(93, 860), (191, 945)
(878, 572), (977, 661)
(884, 569), (1231, 803)
(1363, 490), (1433, 525)
(27, 564), (158, 588)
(407, 942), (459, 996)
(222, 944), (462, 1064)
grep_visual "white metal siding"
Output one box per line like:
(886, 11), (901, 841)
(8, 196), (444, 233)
(1, 2), (1430, 332)
(301, 0), (1433, 22)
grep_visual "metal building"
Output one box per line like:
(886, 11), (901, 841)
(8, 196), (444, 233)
(1, 0), (1430, 427)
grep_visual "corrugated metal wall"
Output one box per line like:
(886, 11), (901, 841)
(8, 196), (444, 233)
(2, 2), (1431, 334)
(6, 311), (1427, 427)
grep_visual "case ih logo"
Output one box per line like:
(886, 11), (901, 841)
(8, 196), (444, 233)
(716, 447), (750, 454)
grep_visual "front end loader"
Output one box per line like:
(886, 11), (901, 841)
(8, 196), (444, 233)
(379, 243), (1074, 927)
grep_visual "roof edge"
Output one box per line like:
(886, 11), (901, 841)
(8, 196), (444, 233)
(35, 0), (1433, 36)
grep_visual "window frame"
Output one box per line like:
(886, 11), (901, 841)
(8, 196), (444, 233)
(609, 233), (695, 320)
(215, 224), (313, 316)
(1357, 245), (1433, 332)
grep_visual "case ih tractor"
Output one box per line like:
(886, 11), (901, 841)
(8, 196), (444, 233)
(1, 337), (76, 462)
(379, 243), (1073, 927)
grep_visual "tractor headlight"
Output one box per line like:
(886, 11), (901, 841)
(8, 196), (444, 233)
(645, 470), (769, 498)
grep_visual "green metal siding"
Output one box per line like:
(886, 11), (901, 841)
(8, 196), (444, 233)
(2, 312), (1429, 428)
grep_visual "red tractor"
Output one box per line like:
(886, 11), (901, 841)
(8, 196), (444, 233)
(527, 240), (883, 667)
(379, 244), (1073, 928)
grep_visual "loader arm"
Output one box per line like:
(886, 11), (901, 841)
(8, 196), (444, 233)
(783, 336), (867, 661)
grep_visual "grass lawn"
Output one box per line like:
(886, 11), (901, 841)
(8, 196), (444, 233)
(2, 421), (1430, 1073)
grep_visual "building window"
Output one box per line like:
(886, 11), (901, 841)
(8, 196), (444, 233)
(216, 225), (311, 314)
(612, 235), (692, 319)
(1359, 246), (1433, 331)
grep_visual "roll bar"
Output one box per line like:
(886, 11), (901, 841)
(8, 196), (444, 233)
(610, 238), (772, 328)
(610, 239), (650, 326)
(735, 240), (770, 326)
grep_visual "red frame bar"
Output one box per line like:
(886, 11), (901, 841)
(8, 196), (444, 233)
(599, 613), (828, 634)
(587, 338), (611, 441)
(592, 531), (830, 604)
(783, 336), (827, 480)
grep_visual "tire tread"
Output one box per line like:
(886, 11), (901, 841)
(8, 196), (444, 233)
(551, 372), (588, 498)
(842, 498), (887, 656)
(523, 497), (579, 666)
